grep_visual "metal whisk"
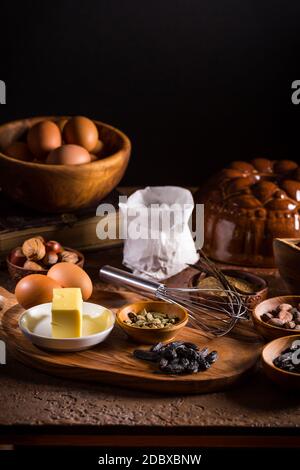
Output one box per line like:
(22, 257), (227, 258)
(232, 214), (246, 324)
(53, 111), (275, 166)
(99, 258), (248, 336)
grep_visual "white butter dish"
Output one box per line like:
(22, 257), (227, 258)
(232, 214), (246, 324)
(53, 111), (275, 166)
(19, 302), (115, 352)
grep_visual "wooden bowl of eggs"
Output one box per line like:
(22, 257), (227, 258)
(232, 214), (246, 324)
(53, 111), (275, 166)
(0, 116), (131, 212)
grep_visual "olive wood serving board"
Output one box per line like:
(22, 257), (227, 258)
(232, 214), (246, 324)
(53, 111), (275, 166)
(0, 284), (264, 394)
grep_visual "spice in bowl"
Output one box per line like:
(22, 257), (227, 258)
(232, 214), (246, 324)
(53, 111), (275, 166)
(273, 340), (300, 373)
(197, 274), (256, 296)
(261, 303), (300, 330)
(124, 309), (179, 329)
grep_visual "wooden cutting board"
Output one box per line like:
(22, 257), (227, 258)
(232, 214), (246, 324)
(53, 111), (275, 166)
(0, 285), (264, 394)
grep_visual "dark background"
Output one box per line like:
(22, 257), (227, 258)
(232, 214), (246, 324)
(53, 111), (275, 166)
(1, 0), (300, 185)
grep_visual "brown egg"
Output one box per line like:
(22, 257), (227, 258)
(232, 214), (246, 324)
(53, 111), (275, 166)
(46, 144), (91, 165)
(5, 142), (34, 162)
(47, 262), (93, 300)
(56, 117), (68, 133)
(63, 116), (98, 152)
(91, 139), (104, 156)
(27, 120), (62, 160)
(15, 274), (61, 309)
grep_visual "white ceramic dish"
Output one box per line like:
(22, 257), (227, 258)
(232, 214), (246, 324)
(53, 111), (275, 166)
(19, 302), (115, 352)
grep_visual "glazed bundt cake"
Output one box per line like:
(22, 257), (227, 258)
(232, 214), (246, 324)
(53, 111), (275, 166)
(195, 159), (300, 267)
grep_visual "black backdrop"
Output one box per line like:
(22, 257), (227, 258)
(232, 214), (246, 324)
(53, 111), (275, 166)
(1, 0), (300, 185)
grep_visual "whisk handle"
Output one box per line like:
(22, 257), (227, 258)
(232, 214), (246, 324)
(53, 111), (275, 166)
(99, 265), (161, 293)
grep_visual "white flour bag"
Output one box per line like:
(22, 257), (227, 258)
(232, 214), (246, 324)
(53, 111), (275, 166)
(119, 186), (199, 280)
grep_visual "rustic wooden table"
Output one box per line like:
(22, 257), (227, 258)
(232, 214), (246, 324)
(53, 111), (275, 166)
(0, 246), (299, 448)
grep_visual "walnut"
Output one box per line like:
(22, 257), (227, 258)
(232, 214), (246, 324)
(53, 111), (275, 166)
(22, 237), (46, 261)
(60, 250), (79, 264)
(23, 260), (44, 271)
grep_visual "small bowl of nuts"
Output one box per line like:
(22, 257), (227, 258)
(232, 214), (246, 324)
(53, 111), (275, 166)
(7, 236), (84, 283)
(262, 335), (300, 389)
(253, 296), (300, 341)
(116, 301), (189, 344)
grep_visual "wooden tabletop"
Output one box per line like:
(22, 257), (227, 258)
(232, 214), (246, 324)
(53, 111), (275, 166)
(0, 245), (299, 447)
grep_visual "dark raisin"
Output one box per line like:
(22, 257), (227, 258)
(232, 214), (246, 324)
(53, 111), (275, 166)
(150, 342), (164, 353)
(161, 348), (177, 360)
(180, 357), (190, 368)
(199, 347), (209, 357)
(159, 358), (169, 369)
(183, 342), (199, 350)
(206, 351), (218, 364)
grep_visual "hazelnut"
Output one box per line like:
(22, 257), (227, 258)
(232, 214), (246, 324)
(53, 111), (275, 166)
(10, 247), (27, 267)
(285, 321), (296, 330)
(23, 260), (44, 271)
(278, 310), (293, 323)
(22, 237), (46, 261)
(46, 240), (63, 254)
(60, 250), (79, 264)
(43, 251), (58, 266)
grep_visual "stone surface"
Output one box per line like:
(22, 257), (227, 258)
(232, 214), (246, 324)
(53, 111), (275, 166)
(0, 248), (299, 429)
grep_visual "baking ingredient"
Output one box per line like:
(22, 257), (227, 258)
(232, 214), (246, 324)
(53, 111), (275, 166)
(56, 117), (68, 133)
(23, 260), (44, 271)
(10, 236), (80, 271)
(124, 309), (179, 329)
(27, 120), (62, 160)
(63, 116), (98, 152)
(60, 250), (79, 264)
(261, 303), (300, 330)
(43, 251), (58, 266)
(273, 340), (300, 373)
(198, 274), (256, 295)
(47, 262), (92, 300)
(46, 240), (63, 254)
(133, 341), (218, 375)
(15, 274), (61, 309)
(22, 237), (46, 261)
(51, 287), (82, 338)
(91, 140), (104, 156)
(5, 142), (33, 162)
(10, 247), (26, 267)
(46, 144), (91, 165)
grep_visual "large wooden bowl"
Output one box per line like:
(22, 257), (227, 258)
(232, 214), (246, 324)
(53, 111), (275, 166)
(0, 116), (131, 212)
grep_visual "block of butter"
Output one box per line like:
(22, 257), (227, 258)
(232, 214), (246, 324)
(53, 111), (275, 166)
(52, 288), (83, 338)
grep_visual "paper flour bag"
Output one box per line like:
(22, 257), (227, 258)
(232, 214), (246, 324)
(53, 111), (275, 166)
(119, 186), (199, 280)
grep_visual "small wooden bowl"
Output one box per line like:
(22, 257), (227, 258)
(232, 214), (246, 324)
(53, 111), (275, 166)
(273, 238), (300, 293)
(190, 269), (268, 310)
(0, 116), (131, 212)
(116, 301), (188, 344)
(6, 247), (84, 283)
(262, 335), (300, 389)
(253, 296), (300, 341)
